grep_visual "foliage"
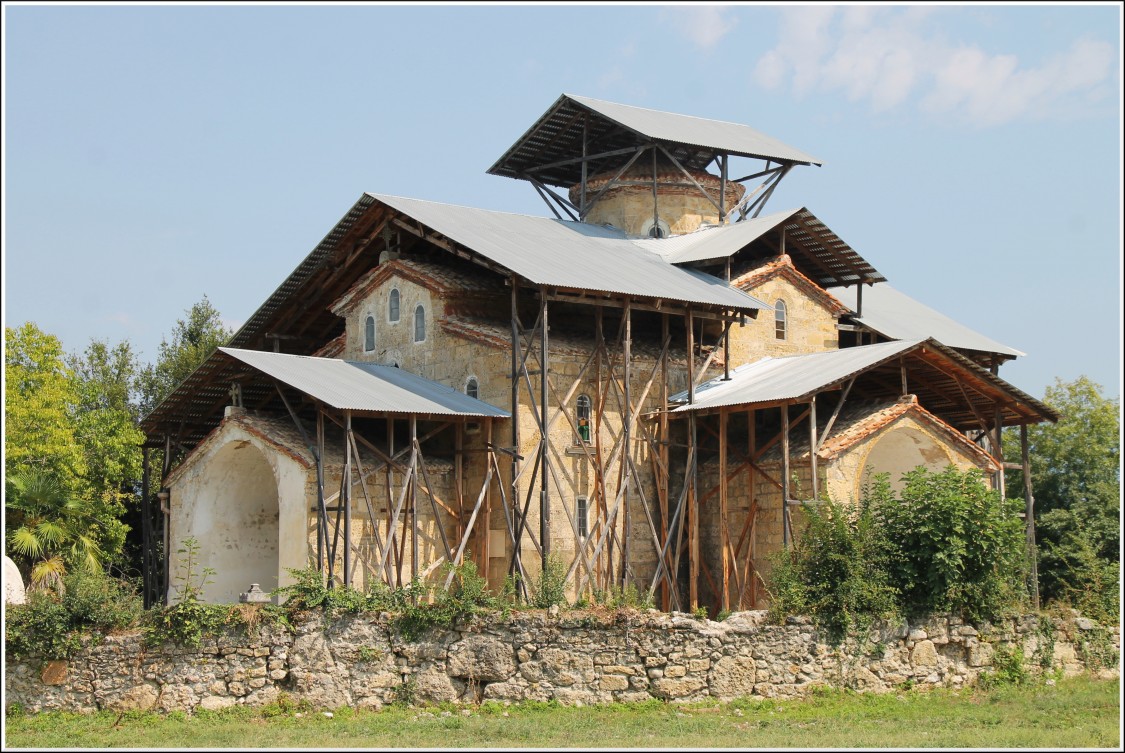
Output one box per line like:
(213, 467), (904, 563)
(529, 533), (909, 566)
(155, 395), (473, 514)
(1075, 626), (1119, 673)
(4, 570), (142, 662)
(4, 324), (141, 578)
(588, 582), (654, 611)
(143, 537), (229, 649)
(766, 498), (899, 646)
(1005, 377), (1120, 621)
(4, 323), (86, 484)
(137, 296), (233, 416)
(977, 644), (1029, 689)
(870, 466), (1026, 622)
(275, 560), (510, 641)
(5, 470), (108, 589)
(531, 555), (568, 609)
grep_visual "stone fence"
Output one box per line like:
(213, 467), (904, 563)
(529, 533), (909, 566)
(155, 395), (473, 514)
(5, 609), (1118, 714)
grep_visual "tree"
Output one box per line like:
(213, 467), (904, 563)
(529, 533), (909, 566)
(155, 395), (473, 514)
(5, 470), (106, 590)
(137, 295), (233, 417)
(67, 339), (146, 571)
(5, 323), (86, 485)
(1005, 376), (1121, 620)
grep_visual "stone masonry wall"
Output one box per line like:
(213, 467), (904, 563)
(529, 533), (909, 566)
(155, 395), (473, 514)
(6, 609), (1117, 714)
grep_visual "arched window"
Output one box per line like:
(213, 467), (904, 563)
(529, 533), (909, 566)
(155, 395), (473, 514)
(641, 218), (670, 239)
(576, 496), (589, 538)
(364, 315), (376, 352)
(465, 376), (479, 400)
(388, 288), (400, 323)
(414, 304), (426, 343)
(576, 394), (592, 443)
(774, 299), (787, 341)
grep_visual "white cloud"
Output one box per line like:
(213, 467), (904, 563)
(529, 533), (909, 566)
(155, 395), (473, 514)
(753, 7), (1115, 127)
(664, 6), (738, 51)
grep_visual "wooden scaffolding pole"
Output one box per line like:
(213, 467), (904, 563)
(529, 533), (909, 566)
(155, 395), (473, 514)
(1021, 424), (1040, 609)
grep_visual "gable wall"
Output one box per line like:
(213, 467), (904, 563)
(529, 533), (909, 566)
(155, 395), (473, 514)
(727, 275), (839, 368)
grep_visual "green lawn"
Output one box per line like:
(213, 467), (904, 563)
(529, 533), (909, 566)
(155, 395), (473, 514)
(4, 676), (1119, 749)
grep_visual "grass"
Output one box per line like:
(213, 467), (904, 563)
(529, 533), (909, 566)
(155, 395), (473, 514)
(3, 676), (1119, 749)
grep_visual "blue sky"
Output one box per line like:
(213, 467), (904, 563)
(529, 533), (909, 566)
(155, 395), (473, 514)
(3, 3), (1122, 401)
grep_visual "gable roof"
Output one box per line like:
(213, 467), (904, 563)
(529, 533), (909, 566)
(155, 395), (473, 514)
(753, 395), (1001, 473)
(368, 193), (769, 312)
(670, 338), (1055, 429)
(731, 254), (850, 317)
(487, 94), (822, 189)
(331, 258), (503, 317)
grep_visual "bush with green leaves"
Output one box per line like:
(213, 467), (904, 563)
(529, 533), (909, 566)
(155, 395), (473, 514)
(531, 554), (568, 609)
(870, 466), (1027, 622)
(5, 569), (143, 662)
(766, 497), (898, 645)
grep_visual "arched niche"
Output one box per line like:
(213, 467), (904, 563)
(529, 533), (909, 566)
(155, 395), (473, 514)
(860, 425), (952, 496)
(185, 439), (280, 603)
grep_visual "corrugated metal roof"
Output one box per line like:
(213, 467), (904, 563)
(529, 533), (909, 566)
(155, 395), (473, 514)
(487, 94), (821, 188)
(631, 208), (799, 263)
(671, 340), (921, 411)
(567, 94), (823, 166)
(220, 347), (510, 418)
(834, 283), (1025, 357)
(368, 194), (769, 312)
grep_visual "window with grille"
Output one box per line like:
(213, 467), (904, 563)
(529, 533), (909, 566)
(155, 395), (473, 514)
(576, 394), (592, 443)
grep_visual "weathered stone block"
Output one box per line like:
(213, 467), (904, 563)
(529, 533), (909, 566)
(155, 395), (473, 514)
(447, 634), (516, 682)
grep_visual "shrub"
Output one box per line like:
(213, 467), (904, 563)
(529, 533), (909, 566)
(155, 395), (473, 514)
(5, 569), (142, 662)
(869, 466), (1026, 622)
(531, 554), (568, 609)
(766, 497), (898, 646)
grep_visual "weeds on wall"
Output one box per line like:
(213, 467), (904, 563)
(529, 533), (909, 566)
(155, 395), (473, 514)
(4, 569), (143, 662)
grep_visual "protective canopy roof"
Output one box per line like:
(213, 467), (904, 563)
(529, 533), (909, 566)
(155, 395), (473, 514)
(220, 347), (510, 418)
(370, 194), (769, 311)
(488, 94), (822, 188)
(632, 207), (885, 288)
(833, 283), (1024, 357)
(670, 339), (1055, 429)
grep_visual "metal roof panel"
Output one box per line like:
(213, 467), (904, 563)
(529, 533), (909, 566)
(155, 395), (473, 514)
(671, 340), (922, 411)
(220, 348), (510, 417)
(566, 94), (823, 166)
(369, 194), (769, 311)
(835, 283), (1025, 357)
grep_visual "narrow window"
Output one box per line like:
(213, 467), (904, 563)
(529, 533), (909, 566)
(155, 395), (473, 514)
(576, 394), (592, 443)
(389, 288), (400, 322)
(414, 304), (426, 343)
(774, 299), (787, 341)
(576, 496), (588, 538)
(465, 376), (479, 400)
(364, 315), (376, 352)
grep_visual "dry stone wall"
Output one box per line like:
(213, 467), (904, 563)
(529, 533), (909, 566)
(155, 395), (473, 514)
(6, 609), (1117, 714)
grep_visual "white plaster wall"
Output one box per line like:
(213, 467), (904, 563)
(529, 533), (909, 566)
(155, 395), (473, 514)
(167, 420), (310, 604)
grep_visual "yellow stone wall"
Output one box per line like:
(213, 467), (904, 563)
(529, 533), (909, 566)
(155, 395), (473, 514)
(584, 186), (728, 236)
(727, 275), (840, 368)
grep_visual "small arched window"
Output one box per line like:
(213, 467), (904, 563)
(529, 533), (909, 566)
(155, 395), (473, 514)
(388, 288), (400, 323)
(414, 304), (426, 343)
(774, 299), (787, 341)
(364, 315), (376, 352)
(465, 376), (479, 400)
(576, 394), (592, 443)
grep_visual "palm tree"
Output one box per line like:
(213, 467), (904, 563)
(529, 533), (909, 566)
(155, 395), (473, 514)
(5, 470), (105, 590)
